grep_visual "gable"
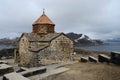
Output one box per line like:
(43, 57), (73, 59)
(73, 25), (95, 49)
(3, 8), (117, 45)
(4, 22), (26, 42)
(19, 34), (29, 44)
(51, 34), (74, 43)
(51, 33), (74, 42)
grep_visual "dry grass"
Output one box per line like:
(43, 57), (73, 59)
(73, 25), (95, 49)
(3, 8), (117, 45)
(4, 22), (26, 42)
(42, 62), (120, 80)
(74, 48), (110, 58)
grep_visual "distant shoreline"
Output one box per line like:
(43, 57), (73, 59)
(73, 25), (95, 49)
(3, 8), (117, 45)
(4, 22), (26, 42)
(76, 41), (120, 52)
(0, 44), (13, 50)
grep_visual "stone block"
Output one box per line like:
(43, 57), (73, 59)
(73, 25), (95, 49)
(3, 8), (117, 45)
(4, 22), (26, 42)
(111, 51), (120, 65)
(81, 57), (88, 62)
(89, 56), (98, 62)
(98, 54), (110, 63)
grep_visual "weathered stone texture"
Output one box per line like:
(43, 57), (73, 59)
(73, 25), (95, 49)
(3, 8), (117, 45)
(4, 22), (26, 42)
(50, 35), (73, 60)
(32, 24), (54, 33)
(18, 36), (32, 66)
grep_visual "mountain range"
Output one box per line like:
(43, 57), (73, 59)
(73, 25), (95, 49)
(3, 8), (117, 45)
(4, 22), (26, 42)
(0, 32), (105, 46)
(105, 38), (120, 42)
(0, 37), (19, 46)
(66, 32), (104, 46)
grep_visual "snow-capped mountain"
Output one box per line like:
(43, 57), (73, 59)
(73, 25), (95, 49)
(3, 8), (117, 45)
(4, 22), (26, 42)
(75, 34), (92, 42)
(66, 32), (104, 46)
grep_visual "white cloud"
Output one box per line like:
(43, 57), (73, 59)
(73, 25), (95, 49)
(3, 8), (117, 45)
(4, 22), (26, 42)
(0, 0), (120, 39)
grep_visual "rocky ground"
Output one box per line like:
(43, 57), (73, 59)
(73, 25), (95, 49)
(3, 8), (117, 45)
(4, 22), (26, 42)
(42, 62), (120, 80)
(1, 59), (120, 80)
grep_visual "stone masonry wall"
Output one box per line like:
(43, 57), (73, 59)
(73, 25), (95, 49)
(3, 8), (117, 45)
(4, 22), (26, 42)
(32, 24), (54, 33)
(17, 34), (73, 67)
(50, 35), (74, 61)
(18, 36), (32, 66)
(30, 35), (74, 66)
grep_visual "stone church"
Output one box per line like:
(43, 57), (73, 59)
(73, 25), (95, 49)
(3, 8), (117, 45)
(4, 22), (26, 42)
(14, 11), (74, 67)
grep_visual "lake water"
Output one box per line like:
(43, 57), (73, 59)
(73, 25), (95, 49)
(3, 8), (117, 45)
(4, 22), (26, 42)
(0, 45), (13, 50)
(79, 42), (120, 52)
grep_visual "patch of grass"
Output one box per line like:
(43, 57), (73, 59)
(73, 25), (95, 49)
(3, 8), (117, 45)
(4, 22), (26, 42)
(74, 48), (110, 57)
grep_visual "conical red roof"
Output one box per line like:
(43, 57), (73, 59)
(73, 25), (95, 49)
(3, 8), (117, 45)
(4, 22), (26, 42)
(33, 12), (55, 25)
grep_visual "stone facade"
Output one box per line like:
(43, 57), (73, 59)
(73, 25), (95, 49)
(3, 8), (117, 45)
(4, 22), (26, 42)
(50, 35), (73, 60)
(19, 35), (31, 66)
(15, 12), (74, 67)
(32, 24), (55, 33)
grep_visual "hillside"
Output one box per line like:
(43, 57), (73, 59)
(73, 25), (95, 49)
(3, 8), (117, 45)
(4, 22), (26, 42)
(0, 37), (19, 46)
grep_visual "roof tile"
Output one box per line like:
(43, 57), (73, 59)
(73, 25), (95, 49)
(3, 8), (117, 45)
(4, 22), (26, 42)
(33, 13), (54, 25)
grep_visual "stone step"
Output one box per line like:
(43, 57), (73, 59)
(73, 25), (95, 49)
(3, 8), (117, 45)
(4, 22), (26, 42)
(3, 72), (30, 80)
(80, 57), (88, 62)
(29, 67), (69, 80)
(20, 67), (46, 77)
(89, 56), (98, 62)
(98, 54), (110, 63)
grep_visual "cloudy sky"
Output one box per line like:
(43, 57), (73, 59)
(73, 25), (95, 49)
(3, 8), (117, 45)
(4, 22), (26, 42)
(0, 0), (120, 39)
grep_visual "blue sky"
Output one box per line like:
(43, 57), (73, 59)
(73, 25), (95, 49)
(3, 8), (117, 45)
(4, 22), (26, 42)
(0, 0), (120, 39)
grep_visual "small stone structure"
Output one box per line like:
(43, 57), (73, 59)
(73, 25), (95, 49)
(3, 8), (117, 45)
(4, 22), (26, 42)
(0, 64), (14, 76)
(37, 67), (69, 80)
(20, 67), (46, 77)
(80, 57), (88, 62)
(111, 51), (120, 65)
(0, 61), (8, 64)
(14, 11), (74, 67)
(98, 54), (110, 63)
(89, 56), (98, 62)
(3, 72), (30, 80)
